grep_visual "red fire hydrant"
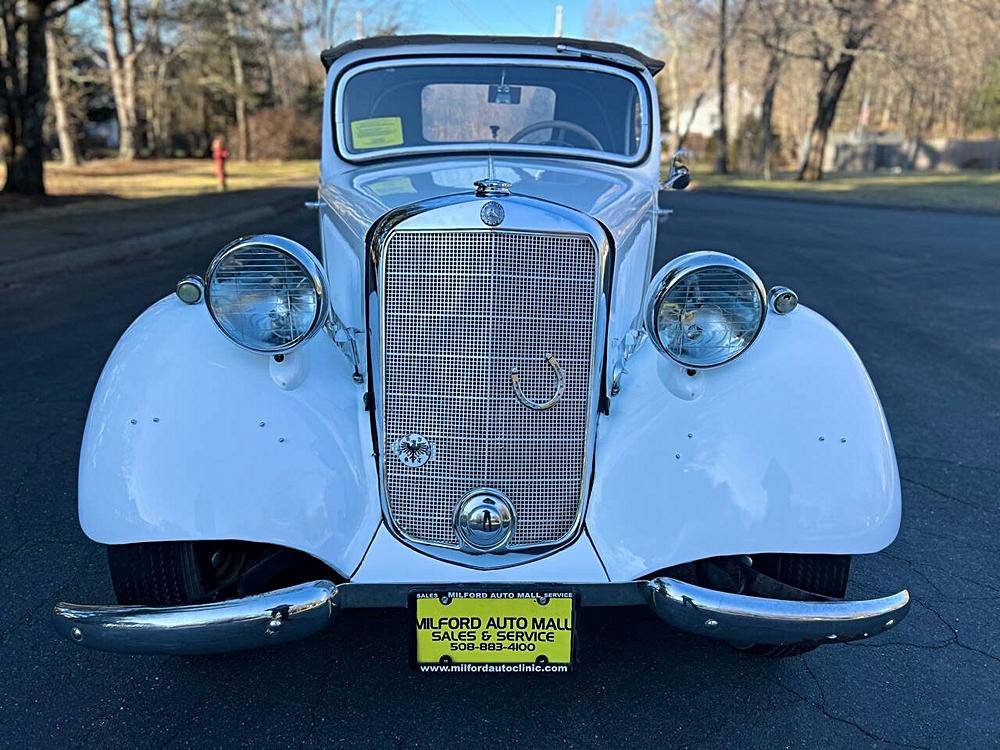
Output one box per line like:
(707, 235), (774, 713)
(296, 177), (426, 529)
(211, 136), (230, 192)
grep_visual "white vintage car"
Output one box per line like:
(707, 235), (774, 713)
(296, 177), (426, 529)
(54, 36), (909, 668)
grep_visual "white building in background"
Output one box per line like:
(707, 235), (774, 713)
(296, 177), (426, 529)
(671, 83), (760, 138)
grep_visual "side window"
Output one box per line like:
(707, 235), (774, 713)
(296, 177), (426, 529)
(421, 84), (556, 144)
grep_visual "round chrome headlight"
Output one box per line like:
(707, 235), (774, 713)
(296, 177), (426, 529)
(643, 251), (766, 368)
(205, 235), (328, 354)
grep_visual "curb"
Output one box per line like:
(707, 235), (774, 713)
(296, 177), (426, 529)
(2, 192), (308, 282)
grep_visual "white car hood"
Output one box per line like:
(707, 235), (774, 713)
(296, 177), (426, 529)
(320, 154), (656, 244)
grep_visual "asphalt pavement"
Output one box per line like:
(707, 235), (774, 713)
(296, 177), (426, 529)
(1, 189), (998, 748)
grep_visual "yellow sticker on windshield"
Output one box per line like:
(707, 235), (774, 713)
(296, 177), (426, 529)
(350, 117), (404, 149)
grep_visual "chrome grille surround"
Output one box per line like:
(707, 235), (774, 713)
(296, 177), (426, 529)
(369, 195), (608, 569)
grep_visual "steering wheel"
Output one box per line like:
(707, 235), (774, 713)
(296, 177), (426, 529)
(508, 120), (604, 151)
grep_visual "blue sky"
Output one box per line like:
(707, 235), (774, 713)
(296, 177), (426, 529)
(402, 0), (652, 50)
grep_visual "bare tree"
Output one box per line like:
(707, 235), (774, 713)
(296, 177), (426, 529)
(1, 0), (85, 195)
(747, 0), (798, 178)
(140, 0), (170, 156)
(654, 0), (686, 153)
(45, 18), (80, 165)
(250, 0), (286, 106)
(715, 0), (729, 173)
(99, 0), (142, 159)
(224, 0), (249, 160)
(796, 0), (898, 181)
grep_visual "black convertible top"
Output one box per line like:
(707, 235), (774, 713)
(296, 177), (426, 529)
(320, 35), (663, 76)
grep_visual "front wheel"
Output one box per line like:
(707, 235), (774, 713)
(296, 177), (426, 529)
(107, 541), (249, 605)
(696, 553), (851, 658)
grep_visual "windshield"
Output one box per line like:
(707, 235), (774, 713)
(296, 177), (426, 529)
(338, 60), (649, 162)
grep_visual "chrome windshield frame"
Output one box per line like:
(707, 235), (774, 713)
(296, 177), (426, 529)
(334, 56), (652, 166)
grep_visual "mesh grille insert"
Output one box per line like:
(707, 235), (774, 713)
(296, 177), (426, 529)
(382, 230), (597, 547)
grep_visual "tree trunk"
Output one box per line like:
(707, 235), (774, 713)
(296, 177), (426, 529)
(658, 1), (683, 153)
(796, 52), (857, 181)
(251, 0), (285, 106)
(2, 0), (49, 195)
(45, 24), (80, 167)
(757, 51), (782, 180)
(1, 3), (20, 185)
(224, 1), (249, 161)
(714, 0), (729, 174)
(120, 0), (139, 153)
(794, 0), (887, 185)
(292, 0), (321, 90)
(99, 0), (138, 159)
(142, 0), (164, 156)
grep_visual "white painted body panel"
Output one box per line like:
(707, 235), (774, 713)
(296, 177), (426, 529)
(78, 39), (902, 584)
(587, 306), (901, 581)
(78, 297), (381, 579)
(352, 527), (608, 583)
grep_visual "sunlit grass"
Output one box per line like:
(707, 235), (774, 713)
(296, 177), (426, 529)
(1, 158), (318, 201)
(684, 166), (1000, 212)
(4, 158), (996, 212)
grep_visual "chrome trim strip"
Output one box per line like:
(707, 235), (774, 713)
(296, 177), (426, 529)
(368, 194), (610, 569)
(53, 578), (911, 654)
(555, 43), (647, 71)
(648, 578), (911, 645)
(335, 57), (651, 166)
(52, 581), (338, 655)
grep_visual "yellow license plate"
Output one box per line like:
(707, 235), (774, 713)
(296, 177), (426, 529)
(413, 591), (575, 671)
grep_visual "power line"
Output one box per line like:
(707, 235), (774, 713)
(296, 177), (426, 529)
(448, 0), (492, 34)
(497, 0), (545, 34)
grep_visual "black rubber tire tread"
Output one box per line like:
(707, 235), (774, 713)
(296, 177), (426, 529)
(739, 553), (851, 658)
(107, 542), (211, 606)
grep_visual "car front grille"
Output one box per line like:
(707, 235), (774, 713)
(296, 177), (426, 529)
(381, 229), (598, 548)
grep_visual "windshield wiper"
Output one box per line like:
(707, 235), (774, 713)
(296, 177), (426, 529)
(554, 43), (645, 72)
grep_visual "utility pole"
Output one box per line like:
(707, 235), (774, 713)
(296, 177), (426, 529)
(554, 4), (563, 37)
(354, 9), (363, 39)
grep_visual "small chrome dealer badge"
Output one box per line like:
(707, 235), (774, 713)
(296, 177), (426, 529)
(480, 201), (505, 226)
(391, 433), (436, 468)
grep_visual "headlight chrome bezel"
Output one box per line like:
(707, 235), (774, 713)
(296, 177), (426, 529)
(643, 251), (767, 368)
(204, 234), (329, 355)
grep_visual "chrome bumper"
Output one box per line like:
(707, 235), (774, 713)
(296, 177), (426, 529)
(52, 578), (910, 655)
(648, 578), (910, 645)
(52, 581), (338, 655)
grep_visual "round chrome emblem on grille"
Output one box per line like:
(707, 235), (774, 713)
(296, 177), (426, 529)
(455, 489), (514, 551)
(391, 433), (436, 468)
(480, 201), (505, 227)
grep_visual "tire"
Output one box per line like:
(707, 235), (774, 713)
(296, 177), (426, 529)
(733, 553), (851, 658)
(107, 541), (246, 606)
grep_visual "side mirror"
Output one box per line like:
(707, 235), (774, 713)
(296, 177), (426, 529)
(662, 150), (691, 191)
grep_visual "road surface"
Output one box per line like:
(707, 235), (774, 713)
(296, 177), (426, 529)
(2, 190), (997, 748)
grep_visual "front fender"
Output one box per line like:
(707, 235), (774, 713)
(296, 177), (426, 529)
(79, 297), (381, 578)
(587, 306), (901, 581)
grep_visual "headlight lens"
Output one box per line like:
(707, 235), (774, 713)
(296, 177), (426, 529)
(205, 235), (327, 353)
(644, 251), (765, 368)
